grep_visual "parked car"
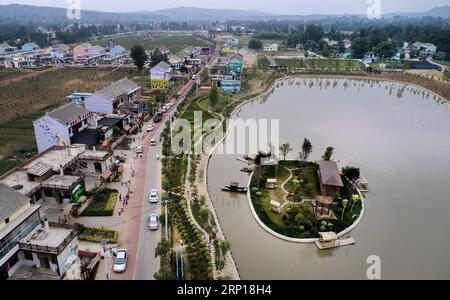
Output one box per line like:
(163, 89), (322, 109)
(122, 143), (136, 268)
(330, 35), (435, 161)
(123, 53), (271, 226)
(176, 91), (182, 97)
(149, 189), (159, 203)
(136, 146), (144, 154)
(192, 74), (197, 80)
(147, 124), (155, 132)
(153, 111), (163, 123)
(161, 106), (168, 113)
(150, 139), (157, 146)
(113, 249), (128, 273)
(148, 214), (159, 231)
(169, 100), (175, 106)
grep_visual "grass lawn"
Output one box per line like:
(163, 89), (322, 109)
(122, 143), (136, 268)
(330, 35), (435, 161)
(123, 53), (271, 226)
(0, 68), (27, 82)
(81, 188), (118, 217)
(75, 223), (119, 243)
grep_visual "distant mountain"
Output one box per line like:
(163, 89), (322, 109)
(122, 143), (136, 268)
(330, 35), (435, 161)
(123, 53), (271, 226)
(385, 5), (450, 18)
(143, 7), (269, 21)
(0, 4), (448, 25)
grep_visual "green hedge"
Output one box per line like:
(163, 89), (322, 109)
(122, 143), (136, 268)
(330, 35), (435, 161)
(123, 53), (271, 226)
(75, 224), (119, 243)
(81, 188), (118, 217)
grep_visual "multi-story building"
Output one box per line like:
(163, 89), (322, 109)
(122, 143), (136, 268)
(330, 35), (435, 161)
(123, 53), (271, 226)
(84, 78), (143, 115)
(33, 102), (97, 153)
(0, 184), (79, 280)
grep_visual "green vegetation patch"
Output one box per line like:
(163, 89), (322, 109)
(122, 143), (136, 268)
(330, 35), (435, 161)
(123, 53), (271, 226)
(75, 223), (119, 243)
(81, 188), (118, 217)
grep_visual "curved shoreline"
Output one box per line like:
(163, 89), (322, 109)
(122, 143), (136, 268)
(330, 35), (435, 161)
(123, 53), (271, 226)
(205, 74), (443, 245)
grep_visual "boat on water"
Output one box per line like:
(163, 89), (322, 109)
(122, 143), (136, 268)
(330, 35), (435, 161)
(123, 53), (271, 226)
(314, 232), (355, 250)
(241, 166), (255, 173)
(222, 182), (248, 193)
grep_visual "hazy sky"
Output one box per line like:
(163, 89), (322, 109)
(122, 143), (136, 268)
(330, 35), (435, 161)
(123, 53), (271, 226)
(1, 0), (449, 15)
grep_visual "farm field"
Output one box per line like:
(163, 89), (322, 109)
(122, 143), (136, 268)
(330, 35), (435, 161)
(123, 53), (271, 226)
(0, 67), (133, 176)
(274, 58), (365, 70)
(97, 34), (208, 53)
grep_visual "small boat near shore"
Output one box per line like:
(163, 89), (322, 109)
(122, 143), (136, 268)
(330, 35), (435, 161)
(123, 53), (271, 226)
(241, 166), (255, 173)
(222, 182), (248, 193)
(314, 232), (355, 250)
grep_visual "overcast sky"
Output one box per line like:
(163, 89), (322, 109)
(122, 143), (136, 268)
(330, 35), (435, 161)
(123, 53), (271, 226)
(1, 0), (448, 15)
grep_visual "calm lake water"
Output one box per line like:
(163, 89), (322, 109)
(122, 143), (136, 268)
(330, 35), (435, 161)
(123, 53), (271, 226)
(207, 77), (450, 279)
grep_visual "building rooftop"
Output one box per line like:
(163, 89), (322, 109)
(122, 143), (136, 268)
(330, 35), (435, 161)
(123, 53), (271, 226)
(94, 78), (139, 100)
(318, 160), (344, 187)
(26, 161), (53, 177)
(45, 102), (92, 126)
(0, 205), (40, 241)
(153, 61), (172, 71)
(0, 183), (30, 223)
(78, 149), (112, 161)
(25, 145), (86, 172)
(42, 174), (81, 189)
(22, 226), (73, 248)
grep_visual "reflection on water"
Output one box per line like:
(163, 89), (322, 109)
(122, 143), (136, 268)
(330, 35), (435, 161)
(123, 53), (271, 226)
(208, 77), (450, 279)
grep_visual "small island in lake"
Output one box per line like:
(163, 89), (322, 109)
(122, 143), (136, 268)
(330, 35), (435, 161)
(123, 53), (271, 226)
(248, 142), (365, 240)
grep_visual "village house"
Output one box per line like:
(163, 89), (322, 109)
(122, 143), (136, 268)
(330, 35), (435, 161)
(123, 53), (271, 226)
(238, 48), (257, 69)
(0, 145), (88, 205)
(73, 42), (92, 61)
(110, 45), (127, 59)
(33, 102), (97, 153)
(0, 43), (17, 54)
(318, 160), (344, 197)
(150, 61), (173, 81)
(0, 185), (79, 280)
(84, 78), (143, 116)
(221, 55), (243, 93)
(21, 42), (41, 52)
(168, 54), (184, 70)
(264, 43), (279, 52)
(51, 44), (72, 64)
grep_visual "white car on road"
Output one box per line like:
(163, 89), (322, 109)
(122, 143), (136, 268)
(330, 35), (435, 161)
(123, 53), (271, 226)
(146, 124), (155, 132)
(149, 189), (159, 203)
(113, 249), (128, 273)
(148, 214), (159, 231)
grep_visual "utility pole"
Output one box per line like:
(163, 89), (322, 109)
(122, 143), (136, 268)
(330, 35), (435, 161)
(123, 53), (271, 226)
(180, 240), (184, 280)
(175, 244), (179, 280)
(163, 199), (172, 241)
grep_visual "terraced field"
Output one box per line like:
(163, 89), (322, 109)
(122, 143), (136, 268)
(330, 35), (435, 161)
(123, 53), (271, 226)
(0, 67), (133, 175)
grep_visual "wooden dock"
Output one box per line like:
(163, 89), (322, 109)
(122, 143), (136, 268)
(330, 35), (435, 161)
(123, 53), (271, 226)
(315, 237), (355, 250)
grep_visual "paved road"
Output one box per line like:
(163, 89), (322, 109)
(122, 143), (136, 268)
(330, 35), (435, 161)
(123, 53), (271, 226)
(109, 48), (216, 280)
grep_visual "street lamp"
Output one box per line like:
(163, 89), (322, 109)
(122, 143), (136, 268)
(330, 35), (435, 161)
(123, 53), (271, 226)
(163, 199), (172, 241)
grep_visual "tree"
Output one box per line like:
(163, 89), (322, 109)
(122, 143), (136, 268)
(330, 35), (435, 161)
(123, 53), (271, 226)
(351, 37), (369, 59)
(341, 198), (349, 220)
(155, 240), (172, 258)
(130, 45), (147, 73)
(300, 138), (312, 161)
(322, 146), (334, 161)
(220, 240), (231, 256)
(375, 40), (398, 59)
(342, 166), (360, 182)
(294, 213), (305, 226)
(151, 48), (166, 66)
(350, 194), (361, 214)
(292, 178), (301, 194)
(248, 39), (263, 50)
(209, 85), (219, 107)
(279, 143), (292, 160)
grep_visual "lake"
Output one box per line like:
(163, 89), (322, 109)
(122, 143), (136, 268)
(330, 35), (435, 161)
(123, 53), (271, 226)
(207, 77), (450, 279)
